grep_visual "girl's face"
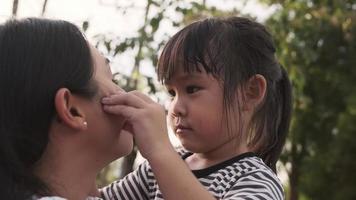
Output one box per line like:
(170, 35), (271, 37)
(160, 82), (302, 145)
(165, 67), (242, 155)
(81, 45), (133, 161)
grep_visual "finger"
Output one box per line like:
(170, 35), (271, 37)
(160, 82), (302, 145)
(101, 92), (146, 108)
(102, 104), (138, 118)
(129, 90), (155, 104)
(109, 88), (125, 95)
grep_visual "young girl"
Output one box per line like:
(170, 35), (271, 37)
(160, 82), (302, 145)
(101, 16), (291, 200)
(0, 18), (133, 199)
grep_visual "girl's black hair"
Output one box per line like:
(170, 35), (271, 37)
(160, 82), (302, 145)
(157, 17), (292, 172)
(0, 18), (97, 199)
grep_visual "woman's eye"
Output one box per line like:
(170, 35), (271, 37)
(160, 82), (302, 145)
(112, 79), (119, 85)
(186, 86), (200, 94)
(168, 89), (176, 97)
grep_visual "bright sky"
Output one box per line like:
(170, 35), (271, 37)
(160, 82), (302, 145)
(0, 0), (277, 76)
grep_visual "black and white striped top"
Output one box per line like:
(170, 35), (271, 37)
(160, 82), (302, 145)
(101, 150), (284, 200)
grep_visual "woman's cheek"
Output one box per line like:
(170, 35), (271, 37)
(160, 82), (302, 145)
(99, 80), (122, 97)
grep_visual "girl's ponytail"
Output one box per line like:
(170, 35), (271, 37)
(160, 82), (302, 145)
(263, 65), (292, 172)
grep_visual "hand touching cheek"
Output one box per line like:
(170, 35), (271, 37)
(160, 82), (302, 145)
(101, 91), (173, 159)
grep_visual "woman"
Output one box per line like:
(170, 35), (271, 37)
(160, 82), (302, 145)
(0, 18), (133, 199)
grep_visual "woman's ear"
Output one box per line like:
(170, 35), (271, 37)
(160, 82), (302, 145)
(243, 74), (267, 111)
(54, 88), (88, 131)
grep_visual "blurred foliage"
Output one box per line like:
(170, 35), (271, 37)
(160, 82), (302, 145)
(263, 0), (356, 199)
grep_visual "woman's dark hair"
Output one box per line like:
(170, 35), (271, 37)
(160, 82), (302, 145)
(157, 17), (292, 172)
(0, 18), (97, 199)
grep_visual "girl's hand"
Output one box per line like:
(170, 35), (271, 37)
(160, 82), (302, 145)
(101, 91), (172, 159)
(102, 91), (216, 200)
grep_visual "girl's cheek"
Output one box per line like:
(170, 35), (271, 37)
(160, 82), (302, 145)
(167, 115), (175, 127)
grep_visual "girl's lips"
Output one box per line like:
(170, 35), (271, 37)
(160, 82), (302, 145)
(175, 125), (192, 134)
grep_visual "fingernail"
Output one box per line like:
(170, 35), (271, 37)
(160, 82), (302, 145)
(101, 97), (110, 103)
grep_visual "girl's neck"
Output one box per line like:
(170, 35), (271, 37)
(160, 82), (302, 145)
(186, 139), (249, 170)
(34, 142), (100, 199)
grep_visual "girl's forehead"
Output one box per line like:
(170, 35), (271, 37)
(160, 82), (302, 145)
(174, 62), (206, 75)
(165, 69), (217, 86)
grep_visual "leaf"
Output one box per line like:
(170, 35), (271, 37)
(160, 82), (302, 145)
(150, 13), (163, 33)
(114, 42), (128, 55)
(82, 21), (89, 32)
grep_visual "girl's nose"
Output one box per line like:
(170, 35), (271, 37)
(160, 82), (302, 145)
(170, 96), (187, 118)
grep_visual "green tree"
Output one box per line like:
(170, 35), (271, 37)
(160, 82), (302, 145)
(263, 0), (356, 199)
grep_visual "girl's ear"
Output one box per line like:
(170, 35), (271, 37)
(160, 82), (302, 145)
(243, 74), (267, 111)
(54, 88), (88, 131)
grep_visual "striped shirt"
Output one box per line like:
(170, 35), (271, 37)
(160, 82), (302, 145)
(101, 150), (284, 200)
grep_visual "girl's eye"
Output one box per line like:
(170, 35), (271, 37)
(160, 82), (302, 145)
(186, 86), (200, 94)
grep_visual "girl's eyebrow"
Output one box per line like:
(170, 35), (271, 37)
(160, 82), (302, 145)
(165, 73), (203, 85)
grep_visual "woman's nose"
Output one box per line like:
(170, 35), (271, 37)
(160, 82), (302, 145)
(116, 86), (125, 92)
